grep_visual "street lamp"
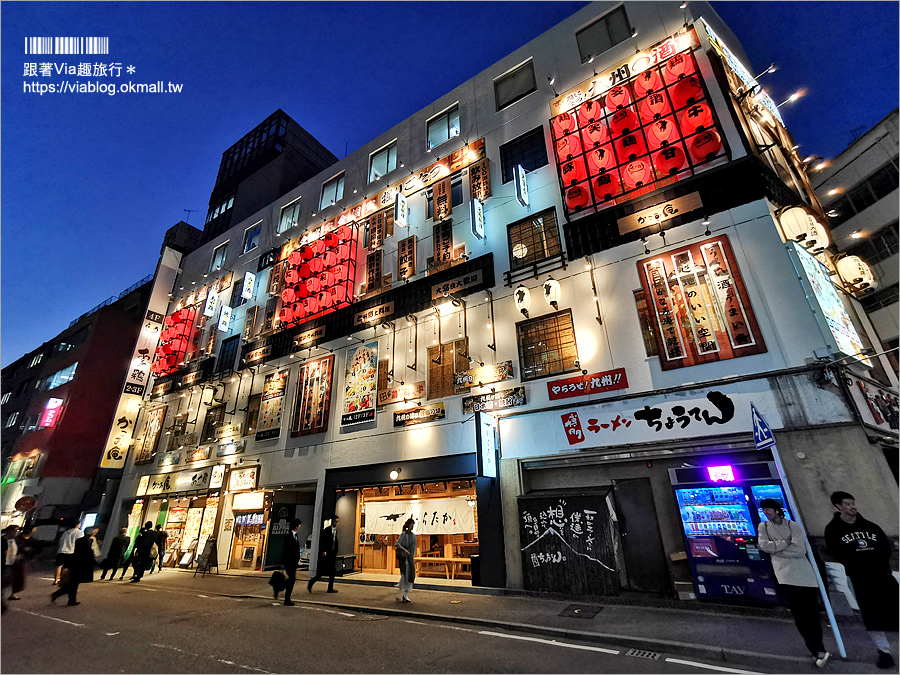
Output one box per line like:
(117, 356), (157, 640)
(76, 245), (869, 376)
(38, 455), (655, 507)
(776, 89), (806, 108)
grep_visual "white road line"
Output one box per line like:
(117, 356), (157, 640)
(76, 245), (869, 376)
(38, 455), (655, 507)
(18, 609), (84, 627)
(403, 620), (427, 625)
(197, 594), (209, 598)
(338, 611), (355, 617)
(106, 632), (120, 636)
(664, 657), (759, 674)
(152, 642), (270, 673)
(478, 631), (619, 655)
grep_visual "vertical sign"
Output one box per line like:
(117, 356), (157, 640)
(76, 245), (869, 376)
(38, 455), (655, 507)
(366, 250), (383, 293)
(515, 164), (529, 207)
(471, 198), (485, 239)
(397, 235), (417, 281)
(291, 354), (335, 436)
(203, 291), (218, 318)
(468, 157), (492, 202)
(433, 221), (453, 265)
(243, 305), (258, 341)
(241, 271), (256, 299)
(218, 305), (233, 332)
(39, 397), (65, 428)
(256, 370), (289, 441)
(433, 176), (451, 221)
(133, 405), (168, 465)
(341, 341), (378, 426)
(475, 411), (498, 479)
(394, 192), (408, 228)
(369, 210), (386, 250)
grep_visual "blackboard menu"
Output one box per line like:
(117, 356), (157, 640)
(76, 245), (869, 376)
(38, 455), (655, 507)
(518, 492), (619, 596)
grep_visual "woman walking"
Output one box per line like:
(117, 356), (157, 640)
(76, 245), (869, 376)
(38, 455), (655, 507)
(395, 518), (417, 603)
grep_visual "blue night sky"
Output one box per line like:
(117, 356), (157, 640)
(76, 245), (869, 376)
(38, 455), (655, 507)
(2, 2), (898, 367)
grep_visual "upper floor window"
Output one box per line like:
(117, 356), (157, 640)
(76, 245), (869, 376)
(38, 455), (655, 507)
(494, 60), (537, 111)
(30, 354), (43, 368)
(576, 6), (631, 63)
(516, 310), (579, 381)
(210, 242), (228, 273)
(278, 199), (302, 233)
(36, 362), (78, 391)
(508, 208), (563, 270)
(23, 414), (40, 432)
(369, 141), (398, 183)
(206, 195), (235, 224)
(427, 105), (460, 151)
(4, 412), (18, 428)
(201, 405), (226, 444)
(242, 222), (262, 255)
(845, 222), (899, 265)
(826, 158), (899, 226)
(319, 173), (345, 210)
(1, 393), (10, 405)
(500, 126), (549, 183)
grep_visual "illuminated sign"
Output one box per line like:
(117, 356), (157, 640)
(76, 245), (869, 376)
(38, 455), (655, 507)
(471, 198), (485, 239)
(707, 465), (735, 482)
(218, 305), (232, 332)
(476, 411), (498, 479)
(229, 466), (258, 492)
(245, 345), (272, 363)
(241, 271), (256, 299)
(394, 192), (408, 227)
(203, 291), (218, 318)
(515, 165), (529, 207)
(353, 302), (394, 326)
(39, 397), (64, 428)
(617, 193), (703, 235)
(210, 464), (226, 489)
(454, 361), (514, 389)
(393, 403), (446, 427)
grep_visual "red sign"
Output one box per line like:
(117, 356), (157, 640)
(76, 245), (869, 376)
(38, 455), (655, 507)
(561, 412), (585, 446)
(15, 496), (36, 512)
(548, 368), (628, 400)
(39, 397), (64, 428)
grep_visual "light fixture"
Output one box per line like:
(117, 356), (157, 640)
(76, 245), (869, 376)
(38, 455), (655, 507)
(466, 498), (476, 508)
(827, 188), (841, 196)
(776, 89), (806, 108)
(389, 468), (402, 481)
(514, 284), (531, 318)
(703, 216), (711, 236)
(542, 277), (561, 310)
(752, 63), (777, 80)
(679, 1), (687, 7)
(850, 230), (864, 239)
(813, 160), (830, 171)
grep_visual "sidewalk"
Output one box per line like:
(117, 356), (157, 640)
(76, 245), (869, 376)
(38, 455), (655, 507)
(138, 566), (895, 673)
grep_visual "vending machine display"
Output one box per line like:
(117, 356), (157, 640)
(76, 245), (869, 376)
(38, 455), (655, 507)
(750, 484), (792, 522)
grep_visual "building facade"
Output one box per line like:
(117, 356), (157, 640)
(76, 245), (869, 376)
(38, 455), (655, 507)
(107, 2), (898, 602)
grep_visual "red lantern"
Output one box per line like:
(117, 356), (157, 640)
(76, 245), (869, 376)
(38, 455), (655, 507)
(633, 68), (663, 97)
(638, 91), (672, 122)
(161, 342), (175, 355)
(552, 111), (577, 138)
(176, 308), (191, 322)
(288, 250), (304, 266)
(317, 291), (334, 309)
(335, 243), (352, 261)
(689, 129), (723, 162)
(592, 171), (620, 202)
(645, 117), (681, 150)
(334, 225), (353, 242)
(560, 157), (588, 186)
(165, 354), (179, 368)
(305, 296), (321, 315)
(679, 103), (714, 135)
(670, 75), (704, 109)
(610, 108), (639, 137)
(320, 270), (336, 288)
(653, 145), (688, 175)
(663, 52), (695, 85)
(332, 264), (349, 281)
(615, 133), (648, 162)
(309, 239), (325, 255)
(298, 245), (314, 261)
(586, 144), (617, 176)
(581, 121), (609, 148)
(281, 287), (296, 304)
(294, 283), (309, 299)
(331, 286), (349, 304)
(556, 134), (581, 160)
(605, 85), (632, 111)
(564, 184), (591, 211)
(305, 276), (322, 294)
(324, 250), (339, 268)
(295, 262), (311, 278)
(164, 315), (175, 327)
(279, 306), (295, 325)
(622, 159), (653, 189)
(283, 268), (300, 285)
(308, 257), (325, 274)
(323, 232), (339, 249)
(578, 99), (603, 126)
(291, 302), (307, 322)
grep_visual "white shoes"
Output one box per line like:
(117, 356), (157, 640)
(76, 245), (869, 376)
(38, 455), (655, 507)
(815, 651), (831, 669)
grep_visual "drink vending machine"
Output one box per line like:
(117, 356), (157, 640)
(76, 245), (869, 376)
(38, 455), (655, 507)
(668, 461), (792, 605)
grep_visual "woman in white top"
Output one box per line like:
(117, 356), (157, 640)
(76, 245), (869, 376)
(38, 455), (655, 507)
(757, 498), (829, 668)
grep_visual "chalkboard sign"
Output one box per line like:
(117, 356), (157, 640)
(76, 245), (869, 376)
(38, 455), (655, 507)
(518, 492), (619, 596)
(193, 538), (218, 577)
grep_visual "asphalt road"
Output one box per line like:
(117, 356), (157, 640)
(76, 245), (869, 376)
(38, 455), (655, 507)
(2, 574), (755, 674)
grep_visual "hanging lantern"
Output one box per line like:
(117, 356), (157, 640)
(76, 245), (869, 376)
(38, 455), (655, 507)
(291, 302), (307, 321)
(610, 108), (640, 136)
(814, 250), (837, 276)
(308, 257), (325, 274)
(298, 245), (314, 261)
(322, 232), (340, 249)
(556, 134), (582, 161)
(679, 102), (714, 135)
(582, 121), (609, 148)
(671, 75), (705, 110)
(287, 250), (304, 266)
(331, 286), (349, 304)
(333, 264), (349, 281)
(689, 129), (722, 162)
(552, 111), (577, 138)
(587, 144), (617, 176)
(293, 283), (309, 300)
(160, 341), (176, 355)
(305, 276), (322, 294)
(324, 250), (340, 267)
(514, 284), (531, 318)
(564, 183), (591, 211)
(305, 295), (321, 315)
(633, 68), (663, 97)
(164, 315), (175, 327)
(578, 99), (603, 126)
(663, 52), (695, 85)
(836, 255), (878, 293)
(279, 306), (295, 325)
(317, 290), (334, 309)
(638, 91), (672, 122)
(542, 277), (561, 310)
(283, 268), (300, 285)
(281, 287), (297, 304)
(654, 145), (688, 175)
(592, 171), (620, 202)
(615, 133), (648, 162)
(622, 159), (653, 189)
(605, 85), (632, 111)
(645, 117), (681, 150)
(336, 243), (353, 261)
(778, 206), (814, 243)
(804, 213), (831, 253)
(320, 270), (336, 288)
(334, 225), (353, 242)
(560, 157), (588, 186)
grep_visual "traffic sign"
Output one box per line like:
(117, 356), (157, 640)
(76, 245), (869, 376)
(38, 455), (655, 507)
(751, 402), (776, 450)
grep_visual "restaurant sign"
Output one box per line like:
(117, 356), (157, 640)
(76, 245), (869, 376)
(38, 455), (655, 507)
(462, 387), (526, 414)
(547, 368), (629, 401)
(393, 403), (446, 427)
(617, 193), (703, 236)
(454, 360), (513, 389)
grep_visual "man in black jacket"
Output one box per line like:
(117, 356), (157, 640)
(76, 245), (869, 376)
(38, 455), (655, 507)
(825, 491), (898, 669)
(308, 516), (339, 594)
(130, 522), (155, 583)
(100, 528), (131, 580)
(51, 527), (98, 606)
(281, 519), (302, 606)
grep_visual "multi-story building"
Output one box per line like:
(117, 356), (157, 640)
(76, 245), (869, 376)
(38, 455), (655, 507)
(813, 110), (898, 372)
(108, 2), (898, 603)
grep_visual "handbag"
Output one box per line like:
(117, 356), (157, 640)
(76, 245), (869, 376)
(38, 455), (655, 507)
(268, 570), (287, 592)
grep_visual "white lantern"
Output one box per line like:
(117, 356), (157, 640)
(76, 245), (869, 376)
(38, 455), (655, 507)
(804, 213), (831, 253)
(836, 255), (878, 294)
(542, 277), (561, 310)
(778, 205), (813, 243)
(514, 285), (531, 318)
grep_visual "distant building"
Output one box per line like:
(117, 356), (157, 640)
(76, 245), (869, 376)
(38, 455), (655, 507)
(813, 109), (898, 372)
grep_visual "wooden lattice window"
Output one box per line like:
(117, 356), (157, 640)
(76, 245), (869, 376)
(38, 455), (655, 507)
(427, 338), (469, 400)
(516, 310), (578, 381)
(508, 208), (562, 270)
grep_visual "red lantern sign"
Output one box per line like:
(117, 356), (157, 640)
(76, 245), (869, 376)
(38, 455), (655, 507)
(332, 264), (349, 281)
(298, 245), (314, 261)
(633, 68), (663, 97)
(288, 250), (304, 266)
(645, 117), (681, 150)
(331, 286), (349, 304)
(323, 232), (339, 249)
(291, 303), (307, 321)
(622, 160), (653, 189)
(605, 85), (632, 111)
(578, 99), (603, 126)
(308, 257), (325, 274)
(279, 306), (295, 325)
(679, 103), (714, 135)
(582, 121), (609, 148)
(587, 144), (617, 175)
(556, 134), (581, 161)
(671, 75), (704, 109)
(552, 111), (577, 138)
(565, 184), (591, 211)
(305, 296), (321, 315)
(653, 145), (688, 175)
(689, 129), (723, 162)
(663, 52), (695, 85)
(334, 225), (353, 242)
(281, 287), (297, 304)
(320, 270), (336, 288)
(294, 283), (310, 299)
(305, 276), (322, 294)
(317, 291), (334, 309)
(610, 108), (639, 137)
(592, 171), (620, 202)
(335, 243), (352, 261)
(560, 157), (588, 186)
(615, 133), (648, 162)
(638, 91), (672, 122)
(283, 268), (300, 285)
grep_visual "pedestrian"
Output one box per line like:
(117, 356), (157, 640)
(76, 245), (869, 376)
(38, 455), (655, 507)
(130, 521), (155, 583)
(281, 518), (302, 606)
(2, 525), (19, 610)
(394, 518), (417, 603)
(757, 499), (830, 668)
(307, 515), (339, 594)
(11, 525), (38, 598)
(50, 527), (98, 606)
(825, 491), (898, 670)
(153, 524), (168, 572)
(55, 521), (83, 585)
(100, 528), (131, 580)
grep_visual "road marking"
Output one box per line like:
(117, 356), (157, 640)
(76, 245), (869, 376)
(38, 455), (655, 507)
(403, 620), (427, 625)
(152, 643), (270, 673)
(18, 609), (84, 627)
(197, 594), (209, 598)
(664, 657), (759, 674)
(338, 611), (355, 617)
(478, 631), (619, 655)
(106, 632), (120, 636)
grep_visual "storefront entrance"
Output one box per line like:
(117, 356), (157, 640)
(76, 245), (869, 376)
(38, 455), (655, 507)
(227, 490), (269, 570)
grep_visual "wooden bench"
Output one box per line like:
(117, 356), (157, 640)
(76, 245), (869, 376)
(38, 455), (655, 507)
(414, 556), (471, 580)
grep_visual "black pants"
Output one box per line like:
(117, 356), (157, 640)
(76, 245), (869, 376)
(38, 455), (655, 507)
(781, 585), (825, 656)
(51, 579), (80, 605)
(308, 561), (335, 591)
(100, 558), (123, 579)
(284, 566), (297, 602)
(132, 555), (150, 580)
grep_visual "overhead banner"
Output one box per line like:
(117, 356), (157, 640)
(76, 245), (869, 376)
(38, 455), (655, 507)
(256, 370), (289, 441)
(364, 497), (476, 535)
(341, 342), (378, 426)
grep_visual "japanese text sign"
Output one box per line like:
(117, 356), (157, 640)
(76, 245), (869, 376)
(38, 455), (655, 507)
(547, 368), (628, 400)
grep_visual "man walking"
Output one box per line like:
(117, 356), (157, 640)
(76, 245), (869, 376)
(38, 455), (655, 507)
(55, 521), (83, 585)
(152, 524), (168, 573)
(825, 491), (898, 669)
(130, 522), (155, 583)
(281, 518), (302, 606)
(308, 515), (339, 594)
(100, 528), (131, 580)
(51, 527), (98, 606)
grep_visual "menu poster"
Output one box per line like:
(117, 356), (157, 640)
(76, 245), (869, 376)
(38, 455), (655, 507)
(256, 370), (289, 441)
(341, 341), (379, 426)
(397, 235), (416, 281)
(291, 355), (334, 437)
(182, 507), (204, 550)
(197, 495), (219, 556)
(134, 406), (167, 465)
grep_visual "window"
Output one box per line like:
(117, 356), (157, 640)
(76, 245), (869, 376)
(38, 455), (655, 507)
(216, 335), (240, 373)
(427, 338), (469, 400)
(369, 141), (397, 183)
(425, 176), (464, 219)
(826, 159), (899, 226)
(244, 394), (262, 435)
(500, 126), (549, 183)
(845, 222), (899, 265)
(860, 283), (899, 313)
(29, 354), (43, 368)
(633, 290), (660, 357)
(4, 412), (18, 428)
(427, 105), (460, 150)
(242, 222), (262, 254)
(35, 362), (78, 391)
(494, 60), (537, 111)
(507, 208), (563, 270)
(200, 405), (226, 444)
(1, 393), (9, 404)
(55, 341), (74, 353)
(516, 310), (579, 381)
(206, 195), (235, 224)
(576, 6), (631, 63)
(210, 242), (228, 272)
(15, 380), (32, 397)
(319, 173), (345, 210)
(23, 414), (40, 432)
(278, 199), (302, 233)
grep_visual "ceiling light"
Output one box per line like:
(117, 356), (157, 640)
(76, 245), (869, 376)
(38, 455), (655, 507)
(850, 231), (864, 239)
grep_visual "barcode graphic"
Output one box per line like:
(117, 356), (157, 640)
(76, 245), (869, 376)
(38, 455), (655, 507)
(25, 37), (109, 55)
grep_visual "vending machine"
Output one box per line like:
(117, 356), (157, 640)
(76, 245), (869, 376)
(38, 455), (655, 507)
(669, 460), (790, 605)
